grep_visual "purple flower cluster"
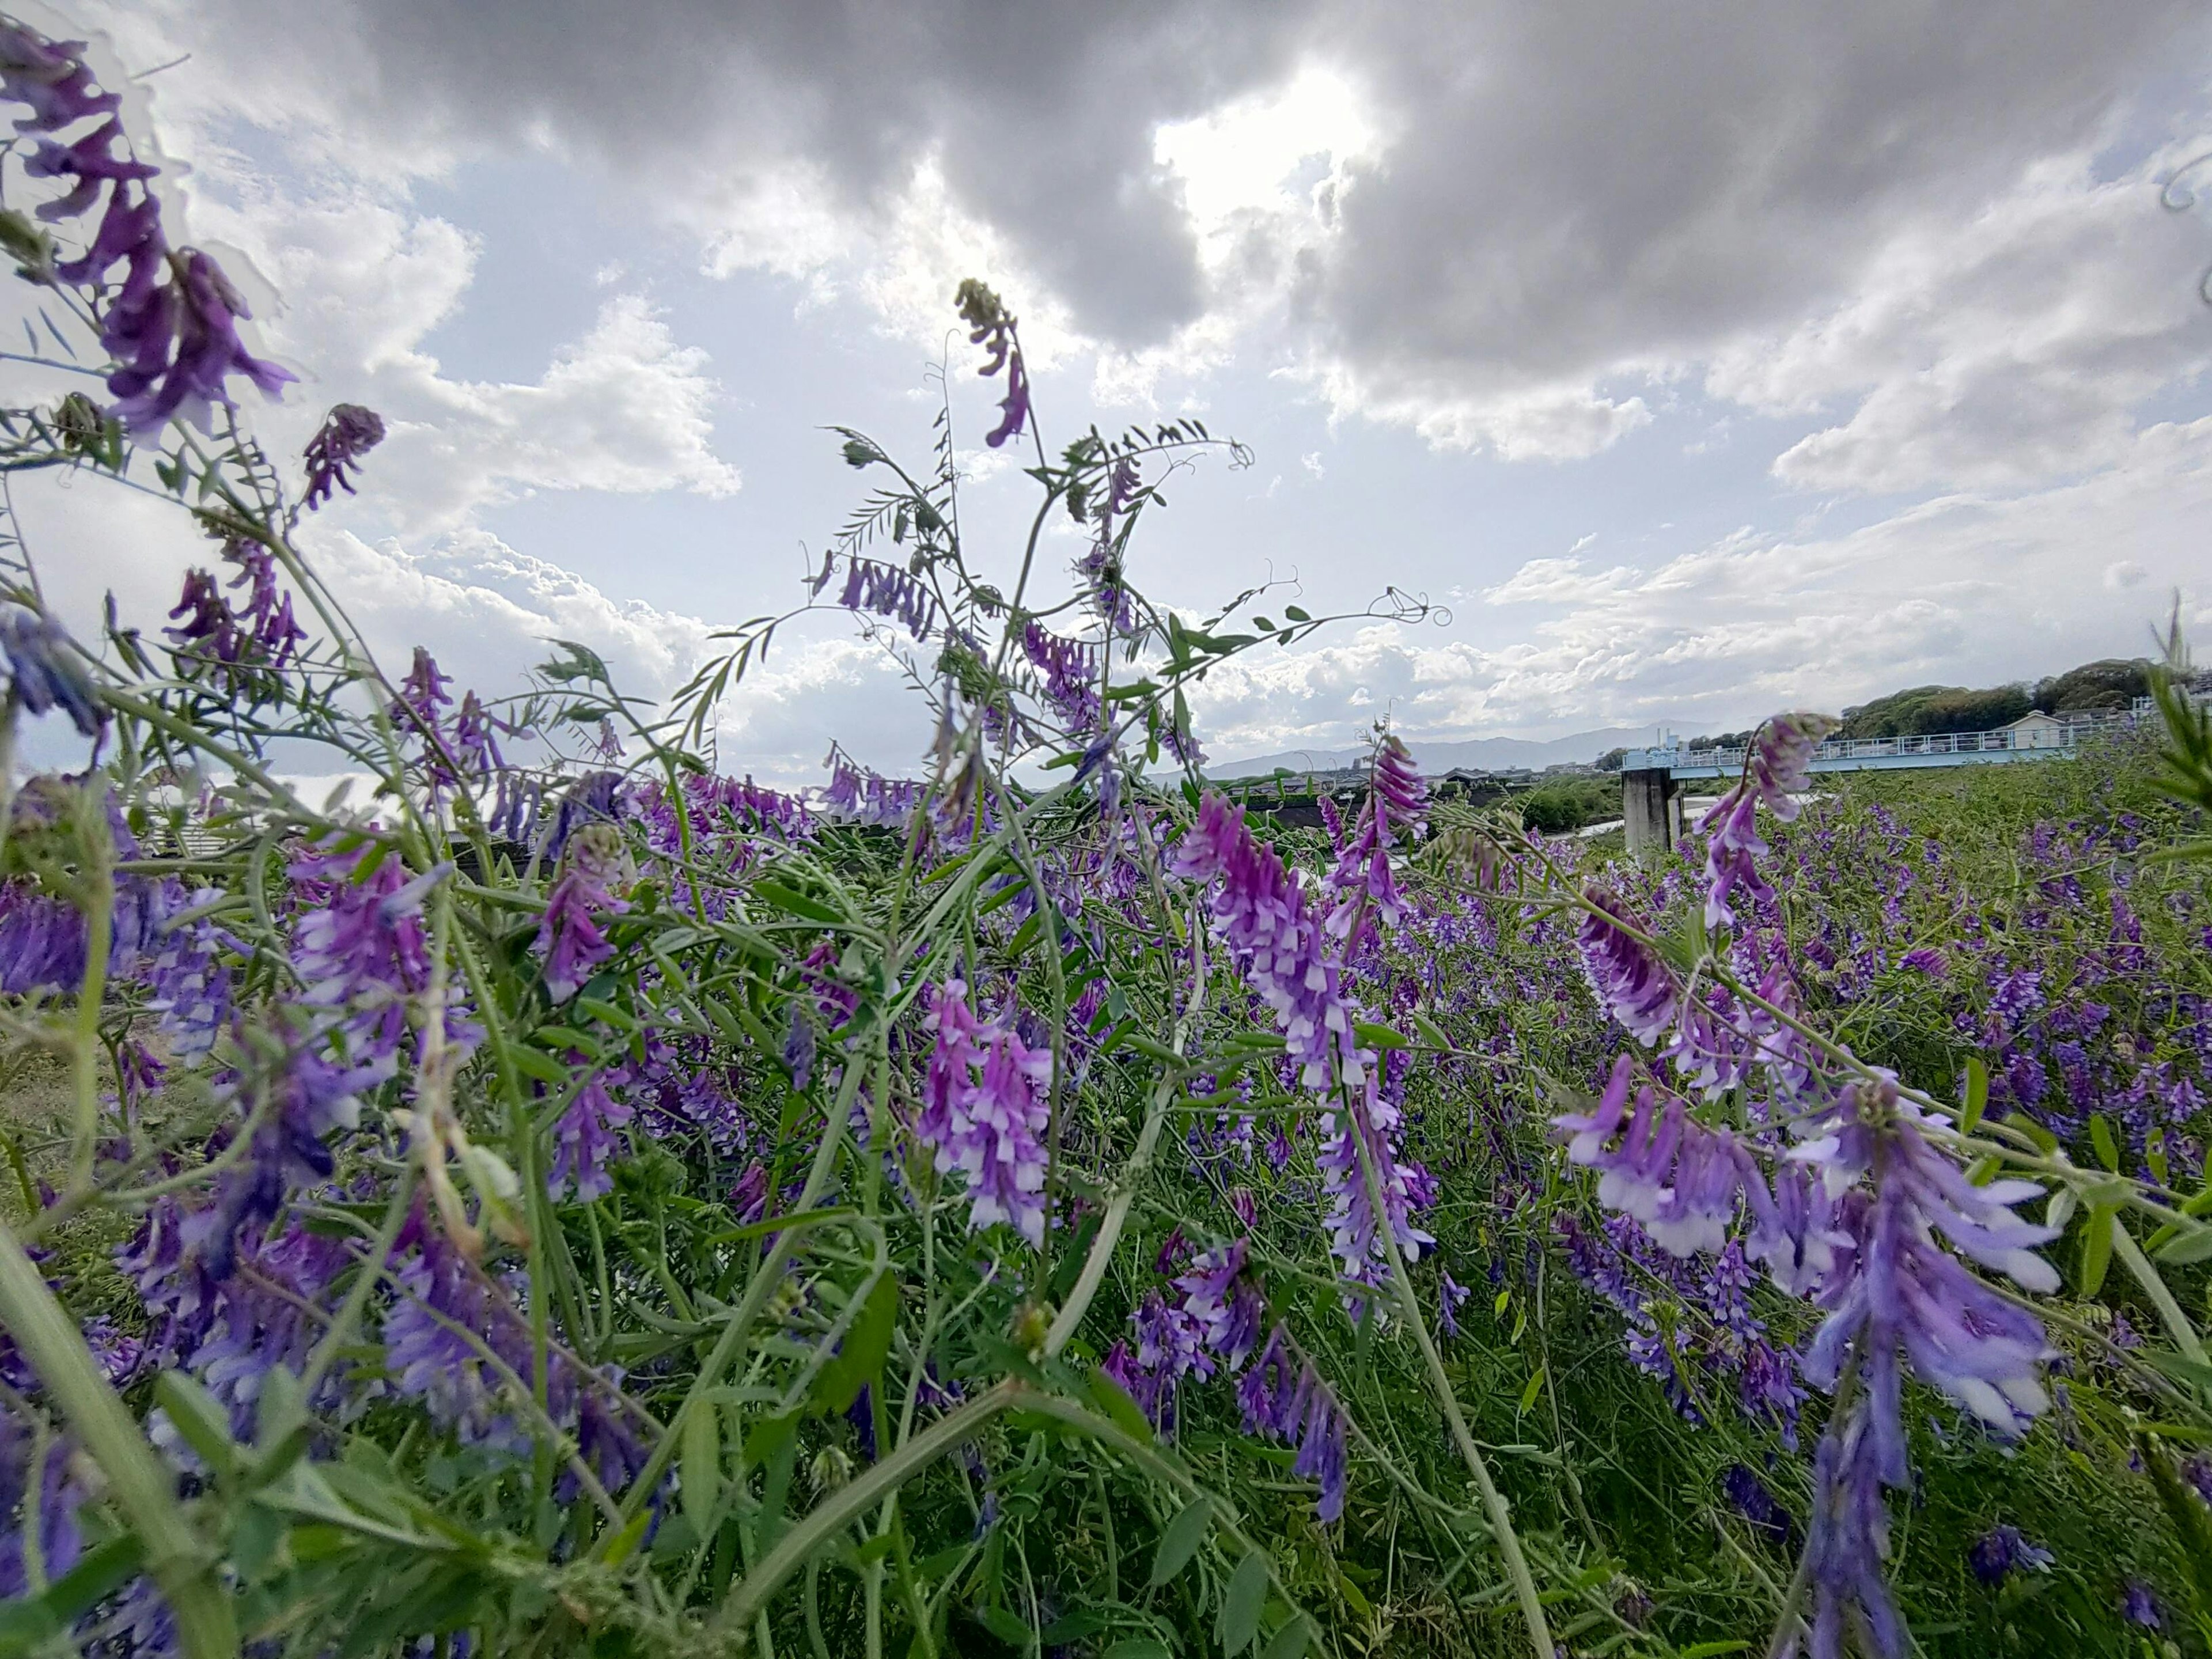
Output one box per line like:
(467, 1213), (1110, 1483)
(1020, 620), (1101, 732)
(0, 604), (101, 735)
(0, 1407), (87, 1599)
(302, 403), (387, 509)
(550, 1069), (635, 1201)
(1239, 1326), (1351, 1522)
(956, 278), (1031, 449)
(1323, 733), (1426, 950)
(1076, 454), (1140, 635)
(535, 824), (628, 1002)
(917, 980), (1051, 1245)
(1174, 791), (1433, 1289)
(1967, 1524), (2052, 1586)
(1, 20), (295, 433)
(816, 554), (937, 641)
(823, 743), (927, 828)
(165, 541), (309, 702)
(1173, 794), (1360, 1090)
(384, 1206), (645, 1494)
(1575, 886), (1679, 1048)
(1699, 711), (1837, 930)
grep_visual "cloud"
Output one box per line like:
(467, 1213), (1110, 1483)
(1188, 419), (2212, 751)
(71, 0), (2210, 478)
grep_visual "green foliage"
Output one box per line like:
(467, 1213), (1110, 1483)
(1836, 681), (2032, 737)
(2035, 657), (2153, 714)
(1516, 773), (1619, 833)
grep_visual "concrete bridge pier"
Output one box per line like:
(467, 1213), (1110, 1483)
(1622, 767), (1680, 859)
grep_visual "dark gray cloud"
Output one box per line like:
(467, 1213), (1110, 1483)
(73, 0), (2212, 465)
(1300, 3), (2206, 387)
(145, 0), (1322, 342)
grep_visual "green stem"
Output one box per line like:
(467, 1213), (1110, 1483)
(1043, 904), (1205, 1358)
(718, 1380), (1023, 1633)
(0, 1222), (236, 1658)
(1352, 1116), (1553, 1659)
(2114, 1218), (2208, 1366)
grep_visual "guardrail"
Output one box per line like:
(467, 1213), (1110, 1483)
(1619, 715), (2121, 775)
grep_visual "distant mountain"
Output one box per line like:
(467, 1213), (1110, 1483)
(1211, 726), (1657, 779)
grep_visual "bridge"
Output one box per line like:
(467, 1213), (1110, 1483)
(1617, 716), (2107, 856)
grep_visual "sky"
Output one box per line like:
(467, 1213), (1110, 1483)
(9, 0), (2212, 781)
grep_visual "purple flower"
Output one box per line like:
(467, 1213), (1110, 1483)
(1172, 794), (1361, 1090)
(302, 403), (387, 509)
(957, 278), (1031, 448)
(1438, 1270), (1472, 1338)
(0, 604), (100, 735)
(1323, 733), (1427, 950)
(1174, 1240), (1264, 1370)
(106, 248), (296, 435)
(1967, 1524), (2052, 1585)
(549, 1071), (634, 1201)
(1552, 1058), (1770, 1262)
(1697, 712), (1836, 930)
(829, 556), (937, 640)
(1575, 885), (1677, 1048)
(916, 981), (1052, 1246)
(2123, 1581), (2162, 1628)
(0, 21), (119, 137)
(0, 1410), (87, 1599)
(1722, 1463), (1797, 1549)
(1020, 621), (1100, 732)
(289, 840), (445, 1072)
(1238, 1325), (1351, 1523)
(1804, 1404), (1903, 1659)
(535, 825), (627, 1002)
(822, 744), (927, 828)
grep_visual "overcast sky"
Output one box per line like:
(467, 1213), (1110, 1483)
(12, 0), (2212, 778)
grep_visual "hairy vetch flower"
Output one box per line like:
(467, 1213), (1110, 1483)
(535, 824), (628, 1002)
(1323, 733), (1427, 950)
(1575, 885), (1677, 1047)
(302, 403), (386, 508)
(0, 603), (101, 734)
(549, 1071), (634, 1201)
(1698, 711), (1837, 929)
(917, 980), (1051, 1245)
(1238, 1325), (1351, 1522)
(1967, 1524), (2052, 1585)
(956, 278), (1030, 448)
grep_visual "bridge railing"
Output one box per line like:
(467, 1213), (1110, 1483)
(1619, 714), (2124, 775)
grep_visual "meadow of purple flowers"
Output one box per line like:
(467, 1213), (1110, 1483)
(2, 13), (2212, 1658)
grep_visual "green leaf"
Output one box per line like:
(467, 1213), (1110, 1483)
(1960, 1056), (1988, 1135)
(2078, 1205), (2117, 1298)
(507, 1046), (570, 1086)
(2158, 1227), (2212, 1266)
(1104, 1643), (1173, 1659)
(812, 1274), (898, 1414)
(1517, 1368), (1546, 1415)
(1218, 1552), (1267, 1656)
(154, 1369), (239, 1482)
(1149, 1497), (1214, 1585)
(1089, 1368), (1155, 1444)
(1351, 1021), (1410, 1050)
(1283, 605), (1310, 623)
(1261, 1616), (1315, 1659)
(1672, 1644), (1752, 1658)
(978, 1605), (1032, 1645)
(751, 881), (843, 925)
(2090, 1113), (2120, 1174)
(681, 1398), (721, 1531)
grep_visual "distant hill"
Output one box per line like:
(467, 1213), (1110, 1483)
(1211, 726), (1655, 779)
